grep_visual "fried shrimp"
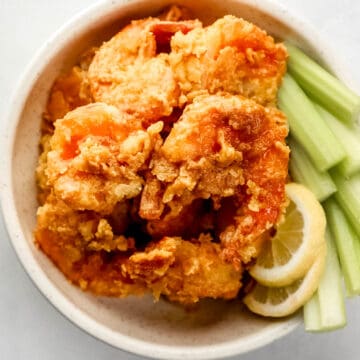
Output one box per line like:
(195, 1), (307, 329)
(45, 103), (163, 214)
(169, 15), (287, 106)
(44, 48), (97, 126)
(123, 235), (242, 305)
(88, 17), (201, 128)
(139, 94), (289, 266)
(35, 8), (290, 304)
(218, 138), (290, 266)
(35, 194), (144, 297)
(139, 94), (247, 227)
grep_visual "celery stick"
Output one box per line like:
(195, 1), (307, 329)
(288, 137), (336, 202)
(324, 198), (360, 296)
(304, 293), (322, 332)
(304, 227), (346, 332)
(330, 169), (360, 236)
(354, 228), (360, 261)
(286, 43), (360, 124)
(278, 74), (346, 171)
(316, 227), (346, 330)
(344, 235), (360, 299)
(315, 103), (360, 176)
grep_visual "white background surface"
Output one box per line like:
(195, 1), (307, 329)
(1, 0), (360, 359)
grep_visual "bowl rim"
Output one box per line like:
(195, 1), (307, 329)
(0, 0), (354, 358)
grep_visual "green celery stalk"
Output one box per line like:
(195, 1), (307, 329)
(304, 227), (346, 331)
(278, 74), (346, 171)
(316, 227), (346, 330)
(324, 198), (360, 296)
(354, 228), (360, 261)
(286, 43), (360, 124)
(330, 169), (360, 236)
(288, 137), (337, 202)
(315, 103), (360, 176)
(304, 293), (321, 332)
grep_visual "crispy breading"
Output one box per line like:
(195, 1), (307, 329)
(145, 199), (215, 239)
(139, 94), (289, 267)
(140, 94), (246, 219)
(36, 134), (53, 204)
(44, 47), (97, 125)
(219, 139), (290, 266)
(35, 194), (143, 297)
(123, 235), (242, 304)
(42, 6), (189, 129)
(88, 17), (200, 128)
(46, 103), (163, 214)
(169, 15), (287, 106)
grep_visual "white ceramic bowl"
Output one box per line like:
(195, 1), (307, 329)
(0, 0), (355, 359)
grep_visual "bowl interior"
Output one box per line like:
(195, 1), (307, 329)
(6, 0), (333, 358)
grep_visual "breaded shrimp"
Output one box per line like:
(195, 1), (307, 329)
(218, 137), (290, 266)
(140, 94), (253, 218)
(35, 194), (143, 297)
(139, 94), (289, 267)
(45, 103), (163, 214)
(88, 17), (201, 128)
(123, 235), (242, 305)
(35, 8), (291, 303)
(169, 15), (287, 106)
(44, 48), (97, 126)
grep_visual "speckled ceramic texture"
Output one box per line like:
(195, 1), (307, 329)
(1, 0), (354, 359)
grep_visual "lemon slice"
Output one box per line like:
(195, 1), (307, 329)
(249, 182), (326, 287)
(244, 244), (326, 317)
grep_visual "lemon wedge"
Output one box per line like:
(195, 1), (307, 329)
(249, 182), (326, 287)
(244, 244), (326, 317)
